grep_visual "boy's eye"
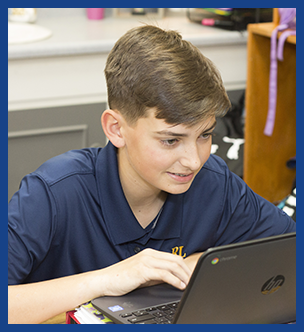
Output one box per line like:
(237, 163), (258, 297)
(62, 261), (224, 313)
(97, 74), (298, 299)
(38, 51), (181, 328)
(201, 132), (215, 140)
(161, 139), (178, 146)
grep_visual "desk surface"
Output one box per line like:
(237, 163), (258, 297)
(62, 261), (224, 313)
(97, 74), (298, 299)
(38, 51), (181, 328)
(41, 312), (66, 324)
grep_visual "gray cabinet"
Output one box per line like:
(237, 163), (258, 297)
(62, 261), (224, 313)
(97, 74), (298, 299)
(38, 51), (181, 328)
(8, 103), (107, 201)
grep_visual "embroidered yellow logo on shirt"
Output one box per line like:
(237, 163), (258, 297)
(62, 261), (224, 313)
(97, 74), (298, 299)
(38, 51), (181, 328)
(172, 245), (186, 257)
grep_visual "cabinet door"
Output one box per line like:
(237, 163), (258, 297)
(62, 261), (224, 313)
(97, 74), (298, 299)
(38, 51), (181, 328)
(244, 23), (296, 202)
(8, 103), (107, 201)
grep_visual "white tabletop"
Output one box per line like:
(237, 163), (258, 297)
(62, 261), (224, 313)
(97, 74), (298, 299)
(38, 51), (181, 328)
(8, 16), (248, 60)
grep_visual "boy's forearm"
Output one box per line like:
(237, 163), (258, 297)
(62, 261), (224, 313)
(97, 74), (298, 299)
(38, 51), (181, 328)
(8, 269), (105, 324)
(8, 248), (192, 324)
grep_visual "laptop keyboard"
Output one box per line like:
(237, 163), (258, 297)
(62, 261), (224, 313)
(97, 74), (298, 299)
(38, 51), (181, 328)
(120, 301), (180, 324)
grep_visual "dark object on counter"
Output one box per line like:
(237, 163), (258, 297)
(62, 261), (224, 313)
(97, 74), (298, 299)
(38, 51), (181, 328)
(132, 8), (146, 15)
(187, 8), (273, 31)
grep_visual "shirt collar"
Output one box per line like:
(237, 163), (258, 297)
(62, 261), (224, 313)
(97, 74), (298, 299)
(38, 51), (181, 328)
(96, 142), (182, 245)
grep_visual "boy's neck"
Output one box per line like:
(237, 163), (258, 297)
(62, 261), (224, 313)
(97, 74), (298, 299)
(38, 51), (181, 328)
(127, 191), (167, 229)
(117, 149), (167, 228)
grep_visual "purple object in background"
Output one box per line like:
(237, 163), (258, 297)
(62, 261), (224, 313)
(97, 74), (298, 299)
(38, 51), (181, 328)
(87, 8), (104, 20)
(264, 8), (296, 137)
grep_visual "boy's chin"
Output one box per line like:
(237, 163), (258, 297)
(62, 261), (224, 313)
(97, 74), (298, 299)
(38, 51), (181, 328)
(162, 184), (192, 195)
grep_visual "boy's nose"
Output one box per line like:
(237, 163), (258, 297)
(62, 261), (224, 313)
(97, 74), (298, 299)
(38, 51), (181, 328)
(179, 144), (203, 172)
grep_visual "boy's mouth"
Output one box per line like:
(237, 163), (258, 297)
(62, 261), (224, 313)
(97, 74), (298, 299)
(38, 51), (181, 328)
(167, 172), (194, 183)
(171, 172), (190, 177)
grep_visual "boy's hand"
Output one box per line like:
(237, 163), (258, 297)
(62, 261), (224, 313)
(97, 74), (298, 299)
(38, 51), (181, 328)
(184, 252), (203, 272)
(100, 248), (192, 296)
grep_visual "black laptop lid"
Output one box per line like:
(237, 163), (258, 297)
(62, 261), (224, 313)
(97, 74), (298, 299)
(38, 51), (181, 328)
(174, 232), (296, 324)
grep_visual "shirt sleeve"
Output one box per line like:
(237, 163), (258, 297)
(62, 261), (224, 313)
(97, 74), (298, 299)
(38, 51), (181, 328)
(215, 170), (296, 246)
(8, 174), (57, 285)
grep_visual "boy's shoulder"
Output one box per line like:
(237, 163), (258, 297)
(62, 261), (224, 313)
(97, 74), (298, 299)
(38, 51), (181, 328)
(189, 154), (229, 193)
(203, 154), (228, 177)
(32, 148), (102, 186)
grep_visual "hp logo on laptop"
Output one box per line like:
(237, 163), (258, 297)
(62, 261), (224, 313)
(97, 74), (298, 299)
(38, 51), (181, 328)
(261, 275), (285, 295)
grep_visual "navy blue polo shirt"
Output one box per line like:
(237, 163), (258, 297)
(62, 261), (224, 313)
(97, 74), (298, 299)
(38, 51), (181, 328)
(8, 142), (296, 285)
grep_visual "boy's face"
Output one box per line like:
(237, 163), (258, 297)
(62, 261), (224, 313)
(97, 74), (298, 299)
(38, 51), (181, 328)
(118, 109), (216, 196)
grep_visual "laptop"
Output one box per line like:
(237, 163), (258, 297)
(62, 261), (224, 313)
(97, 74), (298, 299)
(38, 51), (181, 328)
(92, 232), (296, 324)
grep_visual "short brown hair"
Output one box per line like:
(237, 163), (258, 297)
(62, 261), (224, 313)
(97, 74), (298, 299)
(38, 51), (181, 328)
(105, 25), (231, 126)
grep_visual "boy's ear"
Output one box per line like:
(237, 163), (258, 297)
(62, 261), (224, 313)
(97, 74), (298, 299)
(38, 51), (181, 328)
(101, 109), (125, 148)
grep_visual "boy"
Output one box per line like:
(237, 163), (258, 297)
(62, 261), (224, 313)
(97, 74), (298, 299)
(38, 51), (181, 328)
(8, 25), (295, 324)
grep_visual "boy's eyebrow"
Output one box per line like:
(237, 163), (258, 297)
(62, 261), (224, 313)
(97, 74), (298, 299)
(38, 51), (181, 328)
(199, 120), (217, 133)
(154, 120), (217, 137)
(154, 130), (188, 137)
